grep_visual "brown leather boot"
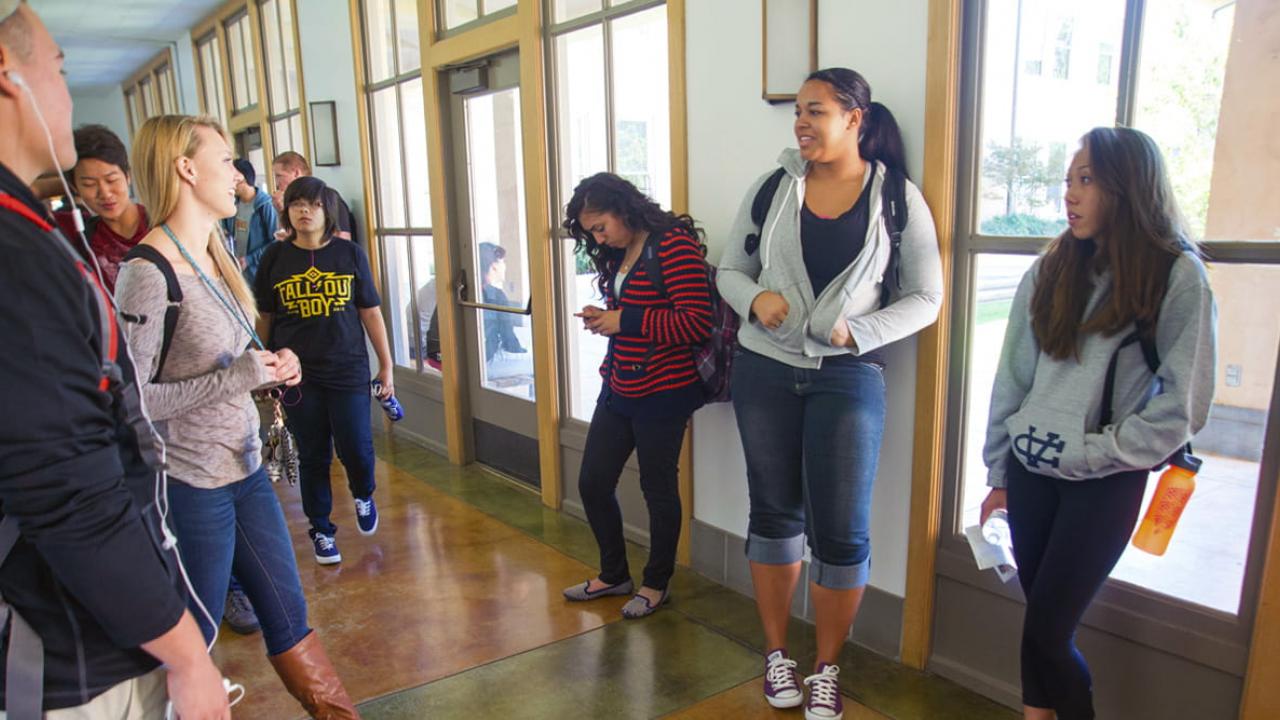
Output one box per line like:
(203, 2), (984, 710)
(268, 631), (361, 719)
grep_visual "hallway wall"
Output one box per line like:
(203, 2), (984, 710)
(686, 0), (930, 603)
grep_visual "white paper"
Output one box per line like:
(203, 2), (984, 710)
(965, 524), (1018, 583)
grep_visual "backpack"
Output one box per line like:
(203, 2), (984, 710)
(640, 232), (739, 403)
(1100, 243), (1197, 470)
(122, 244), (183, 381)
(744, 164), (909, 309)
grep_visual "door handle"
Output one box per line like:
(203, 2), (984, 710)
(454, 268), (532, 315)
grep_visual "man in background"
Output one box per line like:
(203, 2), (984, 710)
(271, 151), (361, 247)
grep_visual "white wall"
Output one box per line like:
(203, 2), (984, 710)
(687, 0), (930, 597)
(295, 0), (367, 221)
(71, 86), (131, 145)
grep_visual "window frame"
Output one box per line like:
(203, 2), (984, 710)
(194, 30), (229, 128)
(544, 0), (670, 428)
(434, 0), (520, 39)
(121, 49), (182, 135)
(257, 0), (309, 157)
(938, 0), (1280, 674)
(358, 0), (435, 376)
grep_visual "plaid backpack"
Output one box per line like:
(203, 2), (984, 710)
(641, 235), (739, 403)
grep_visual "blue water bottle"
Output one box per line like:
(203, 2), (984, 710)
(371, 380), (404, 421)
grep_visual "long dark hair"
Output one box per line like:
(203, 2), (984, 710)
(1031, 127), (1196, 359)
(562, 172), (704, 297)
(280, 176), (339, 241)
(806, 68), (909, 179)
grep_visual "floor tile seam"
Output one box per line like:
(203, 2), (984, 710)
(650, 675), (766, 720)
(377, 452), (629, 578)
(352, 622), (625, 709)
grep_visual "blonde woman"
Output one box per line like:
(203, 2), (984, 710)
(115, 115), (359, 719)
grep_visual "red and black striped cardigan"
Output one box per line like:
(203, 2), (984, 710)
(600, 227), (714, 412)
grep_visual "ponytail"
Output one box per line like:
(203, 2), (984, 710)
(860, 102), (909, 180)
(807, 68), (910, 179)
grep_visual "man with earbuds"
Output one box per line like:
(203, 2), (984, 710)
(0, 2), (230, 718)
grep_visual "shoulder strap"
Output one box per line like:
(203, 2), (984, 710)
(744, 168), (787, 256)
(879, 166), (908, 309)
(84, 213), (101, 241)
(123, 245), (183, 381)
(641, 231), (666, 299)
(0, 516), (45, 720)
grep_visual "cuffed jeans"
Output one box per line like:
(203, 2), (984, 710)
(731, 350), (886, 590)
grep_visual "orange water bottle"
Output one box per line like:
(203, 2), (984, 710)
(1132, 453), (1202, 556)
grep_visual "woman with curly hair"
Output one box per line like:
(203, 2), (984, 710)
(560, 173), (714, 619)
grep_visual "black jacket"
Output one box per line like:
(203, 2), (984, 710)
(0, 164), (188, 710)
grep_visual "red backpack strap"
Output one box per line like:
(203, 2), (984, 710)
(0, 192), (53, 232)
(0, 193), (119, 390)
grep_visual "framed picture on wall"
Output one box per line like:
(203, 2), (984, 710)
(762, 0), (818, 103)
(309, 100), (340, 166)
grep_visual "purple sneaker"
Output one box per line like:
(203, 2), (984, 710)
(763, 649), (802, 709)
(804, 663), (843, 720)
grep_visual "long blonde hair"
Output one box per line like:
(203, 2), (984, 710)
(131, 114), (257, 318)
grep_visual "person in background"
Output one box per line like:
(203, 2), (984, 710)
(254, 176), (392, 567)
(0, 3), (229, 717)
(54, 123), (149, 291)
(271, 150), (361, 247)
(979, 127), (1216, 720)
(477, 242), (528, 363)
(222, 158), (277, 284)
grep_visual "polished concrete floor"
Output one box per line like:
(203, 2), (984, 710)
(214, 433), (1016, 719)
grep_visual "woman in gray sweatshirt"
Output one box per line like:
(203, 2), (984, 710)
(716, 68), (943, 719)
(979, 127), (1216, 720)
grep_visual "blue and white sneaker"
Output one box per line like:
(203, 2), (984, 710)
(310, 529), (342, 565)
(354, 496), (378, 536)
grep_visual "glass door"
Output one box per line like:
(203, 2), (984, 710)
(446, 50), (540, 486)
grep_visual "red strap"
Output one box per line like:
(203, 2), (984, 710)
(0, 192), (118, 390)
(0, 192), (54, 232)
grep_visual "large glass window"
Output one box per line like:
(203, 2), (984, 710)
(439, 0), (518, 33)
(225, 11), (258, 113)
(259, 0), (305, 155)
(196, 33), (228, 125)
(951, 0), (1277, 621)
(548, 2), (671, 422)
(360, 0), (435, 375)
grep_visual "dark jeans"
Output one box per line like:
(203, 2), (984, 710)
(1006, 454), (1148, 719)
(166, 466), (311, 656)
(286, 382), (377, 536)
(578, 399), (689, 591)
(731, 350), (886, 590)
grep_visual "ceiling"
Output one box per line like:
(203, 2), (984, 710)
(32, 0), (227, 89)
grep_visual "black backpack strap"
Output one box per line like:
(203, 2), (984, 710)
(879, 166), (908, 309)
(1100, 332), (1143, 428)
(0, 515), (45, 720)
(641, 232), (666, 300)
(123, 245), (183, 381)
(744, 168), (787, 256)
(83, 213), (100, 242)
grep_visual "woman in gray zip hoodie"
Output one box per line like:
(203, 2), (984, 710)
(716, 68), (943, 719)
(979, 127), (1216, 720)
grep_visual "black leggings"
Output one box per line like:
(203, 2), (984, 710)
(578, 400), (688, 591)
(1006, 454), (1148, 720)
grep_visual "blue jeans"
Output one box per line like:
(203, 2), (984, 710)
(731, 350), (886, 590)
(166, 467), (311, 656)
(286, 383), (378, 536)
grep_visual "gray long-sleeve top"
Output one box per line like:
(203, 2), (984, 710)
(116, 258), (273, 488)
(984, 253), (1217, 487)
(716, 149), (944, 367)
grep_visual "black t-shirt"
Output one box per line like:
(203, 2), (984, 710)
(255, 238), (381, 389)
(800, 178), (873, 297)
(800, 178), (885, 366)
